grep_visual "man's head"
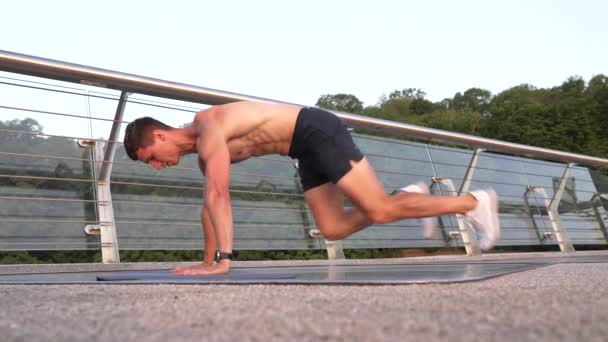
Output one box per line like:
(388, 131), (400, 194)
(123, 117), (180, 170)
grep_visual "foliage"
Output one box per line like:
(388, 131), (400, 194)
(317, 75), (608, 159)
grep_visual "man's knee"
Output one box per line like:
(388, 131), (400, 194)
(320, 229), (346, 241)
(316, 220), (347, 241)
(366, 208), (392, 225)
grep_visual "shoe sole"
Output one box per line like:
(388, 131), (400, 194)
(482, 189), (500, 251)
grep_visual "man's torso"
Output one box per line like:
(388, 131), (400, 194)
(195, 102), (302, 164)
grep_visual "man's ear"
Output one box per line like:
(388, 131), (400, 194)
(152, 129), (166, 142)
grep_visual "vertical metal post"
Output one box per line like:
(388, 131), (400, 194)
(458, 149), (484, 195)
(93, 142), (120, 263)
(430, 149), (484, 254)
(524, 163), (575, 252)
(523, 188), (546, 242)
(99, 91), (129, 182)
(325, 240), (346, 260)
(458, 148), (484, 255)
(90, 91), (128, 263)
(547, 163), (575, 252)
(590, 193), (608, 242)
(433, 177), (481, 256)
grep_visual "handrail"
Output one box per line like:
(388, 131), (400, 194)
(1, 49), (607, 168)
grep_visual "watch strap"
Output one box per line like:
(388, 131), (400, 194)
(214, 250), (235, 262)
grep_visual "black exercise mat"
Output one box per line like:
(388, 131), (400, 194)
(96, 269), (297, 282)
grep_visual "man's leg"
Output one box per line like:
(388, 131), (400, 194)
(306, 157), (478, 240)
(304, 182), (372, 241)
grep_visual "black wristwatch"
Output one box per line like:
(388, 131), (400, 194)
(214, 250), (235, 262)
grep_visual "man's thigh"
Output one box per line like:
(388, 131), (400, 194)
(336, 157), (388, 213)
(303, 182), (345, 227)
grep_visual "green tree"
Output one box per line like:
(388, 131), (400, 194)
(316, 94), (364, 113)
(480, 78), (599, 155)
(374, 88), (430, 121)
(451, 88), (492, 114)
(0, 118), (44, 145)
(421, 109), (481, 135)
(586, 74), (608, 156)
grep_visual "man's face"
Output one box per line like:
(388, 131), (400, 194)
(136, 131), (181, 170)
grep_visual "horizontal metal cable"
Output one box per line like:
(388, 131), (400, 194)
(353, 133), (422, 146)
(560, 217), (596, 222)
(0, 150), (193, 171)
(0, 79), (120, 102)
(0, 242), (101, 246)
(0, 196), (97, 203)
(365, 152), (431, 165)
(0, 195), (308, 212)
(0, 104), (129, 124)
(0, 218), (316, 230)
(0, 174), (93, 183)
(126, 94), (201, 111)
(0, 151), (91, 163)
(229, 170), (298, 181)
(110, 180), (201, 190)
(1, 75), (200, 113)
(0, 175), (304, 199)
(111, 200), (308, 212)
(110, 180), (304, 198)
(1, 78), (199, 114)
(1, 218), (101, 224)
(116, 221), (316, 230)
(0, 74), (89, 92)
(108, 242), (206, 247)
(0, 128), (111, 143)
(126, 98), (198, 113)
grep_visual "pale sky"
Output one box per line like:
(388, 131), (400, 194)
(1, 0), (607, 137)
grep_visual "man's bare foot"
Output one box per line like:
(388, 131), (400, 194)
(172, 261), (230, 275)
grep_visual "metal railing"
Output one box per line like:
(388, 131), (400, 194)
(1, 50), (608, 263)
(1, 50), (607, 167)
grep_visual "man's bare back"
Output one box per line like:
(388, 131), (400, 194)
(193, 101), (301, 163)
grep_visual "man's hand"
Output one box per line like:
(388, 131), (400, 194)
(171, 261), (230, 275)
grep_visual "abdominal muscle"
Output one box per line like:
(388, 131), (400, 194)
(227, 140), (287, 163)
(221, 103), (301, 162)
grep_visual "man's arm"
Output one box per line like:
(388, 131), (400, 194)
(197, 112), (234, 272)
(173, 111), (233, 275)
(198, 159), (218, 266)
(201, 197), (218, 266)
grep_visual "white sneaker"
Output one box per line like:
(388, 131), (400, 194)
(466, 189), (501, 251)
(399, 182), (437, 239)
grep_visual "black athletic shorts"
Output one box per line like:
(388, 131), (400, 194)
(288, 107), (364, 191)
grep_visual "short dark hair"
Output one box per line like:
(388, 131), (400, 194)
(123, 117), (173, 160)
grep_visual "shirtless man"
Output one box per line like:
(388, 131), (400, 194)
(123, 101), (500, 275)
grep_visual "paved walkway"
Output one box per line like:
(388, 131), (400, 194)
(1, 251), (607, 341)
